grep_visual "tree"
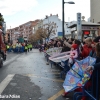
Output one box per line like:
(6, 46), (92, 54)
(28, 28), (47, 43)
(28, 34), (37, 43)
(35, 28), (47, 39)
(28, 21), (57, 43)
(0, 13), (4, 29)
(43, 21), (56, 39)
(0, 13), (4, 22)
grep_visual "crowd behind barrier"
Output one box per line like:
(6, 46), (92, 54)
(42, 36), (100, 100)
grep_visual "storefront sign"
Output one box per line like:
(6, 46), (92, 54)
(83, 31), (90, 35)
(82, 26), (99, 30)
(77, 13), (82, 40)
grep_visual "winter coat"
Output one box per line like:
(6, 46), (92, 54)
(81, 44), (92, 58)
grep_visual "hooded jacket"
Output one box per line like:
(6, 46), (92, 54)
(81, 44), (92, 58)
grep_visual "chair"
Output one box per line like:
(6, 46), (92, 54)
(22, 46), (25, 52)
(19, 47), (24, 53)
(73, 70), (99, 100)
(8, 48), (12, 52)
(15, 47), (18, 53)
(50, 60), (54, 68)
(60, 60), (70, 79)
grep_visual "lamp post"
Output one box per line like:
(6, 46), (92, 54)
(10, 26), (12, 44)
(62, 0), (75, 38)
(2, 22), (6, 43)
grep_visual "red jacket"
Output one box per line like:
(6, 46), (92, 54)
(81, 44), (92, 58)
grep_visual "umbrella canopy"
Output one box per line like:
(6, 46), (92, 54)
(63, 56), (96, 92)
(46, 47), (62, 56)
(49, 49), (77, 63)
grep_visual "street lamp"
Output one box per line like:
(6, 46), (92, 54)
(2, 22), (6, 43)
(10, 26), (12, 44)
(64, 1), (75, 4)
(62, 0), (75, 37)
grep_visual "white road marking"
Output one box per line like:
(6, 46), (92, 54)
(3, 55), (19, 65)
(0, 74), (15, 94)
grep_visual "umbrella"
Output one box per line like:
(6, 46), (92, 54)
(49, 50), (77, 63)
(63, 56), (96, 92)
(49, 51), (70, 62)
(46, 47), (62, 56)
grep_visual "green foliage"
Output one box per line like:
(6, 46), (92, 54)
(0, 21), (2, 26)
(0, 17), (4, 22)
(0, 13), (4, 22)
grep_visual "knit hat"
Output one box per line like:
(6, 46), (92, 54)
(93, 36), (100, 43)
(72, 44), (78, 50)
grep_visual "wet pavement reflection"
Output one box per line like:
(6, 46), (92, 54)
(0, 49), (73, 100)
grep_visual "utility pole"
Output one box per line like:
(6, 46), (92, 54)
(62, 1), (75, 38)
(10, 26), (12, 44)
(62, 0), (65, 37)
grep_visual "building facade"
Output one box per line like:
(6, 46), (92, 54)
(33, 20), (43, 33)
(68, 20), (100, 40)
(5, 20), (39, 43)
(42, 14), (71, 39)
(90, 0), (100, 23)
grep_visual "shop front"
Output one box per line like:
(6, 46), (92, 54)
(68, 21), (100, 41)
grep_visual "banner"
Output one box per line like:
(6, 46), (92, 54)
(77, 13), (82, 40)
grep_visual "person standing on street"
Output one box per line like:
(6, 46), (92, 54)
(25, 44), (28, 53)
(30, 43), (33, 51)
(27, 43), (30, 52)
(6, 44), (10, 52)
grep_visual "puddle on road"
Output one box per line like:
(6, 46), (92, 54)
(10, 82), (17, 86)
(29, 74), (63, 100)
(2, 74), (42, 100)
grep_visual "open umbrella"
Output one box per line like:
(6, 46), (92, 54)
(46, 47), (62, 56)
(49, 49), (77, 63)
(63, 56), (96, 92)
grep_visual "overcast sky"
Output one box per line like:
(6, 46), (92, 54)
(0, 0), (90, 29)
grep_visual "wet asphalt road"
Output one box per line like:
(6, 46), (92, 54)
(0, 49), (73, 100)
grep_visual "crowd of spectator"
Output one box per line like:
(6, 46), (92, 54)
(43, 36), (100, 100)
